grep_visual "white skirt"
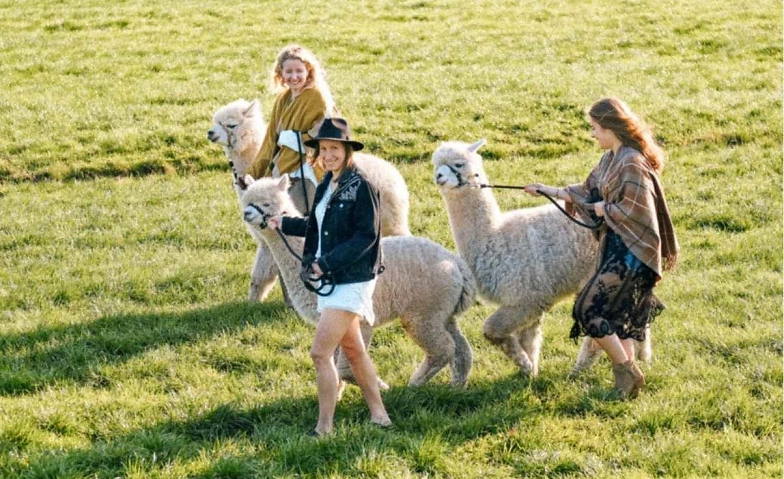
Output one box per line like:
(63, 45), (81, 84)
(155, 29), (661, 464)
(317, 278), (377, 326)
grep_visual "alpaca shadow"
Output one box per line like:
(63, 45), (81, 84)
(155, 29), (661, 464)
(0, 301), (287, 396)
(15, 374), (552, 477)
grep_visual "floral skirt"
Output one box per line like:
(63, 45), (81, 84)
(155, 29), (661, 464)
(571, 229), (664, 341)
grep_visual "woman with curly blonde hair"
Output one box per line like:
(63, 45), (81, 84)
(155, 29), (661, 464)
(247, 45), (337, 214)
(525, 98), (679, 398)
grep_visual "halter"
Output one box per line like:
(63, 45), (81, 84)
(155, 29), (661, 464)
(442, 164), (481, 188)
(218, 123), (247, 190)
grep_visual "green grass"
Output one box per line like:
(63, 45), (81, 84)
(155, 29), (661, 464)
(1, 0), (781, 477)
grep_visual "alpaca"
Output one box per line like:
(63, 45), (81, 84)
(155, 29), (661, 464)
(207, 99), (411, 302)
(240, 174), (477, 387)
(432, 140), (651, 377)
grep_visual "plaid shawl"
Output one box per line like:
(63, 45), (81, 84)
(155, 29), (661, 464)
(566, 146), (679, 277)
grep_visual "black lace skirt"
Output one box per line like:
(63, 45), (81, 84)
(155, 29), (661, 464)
(571, 229), (664, 341)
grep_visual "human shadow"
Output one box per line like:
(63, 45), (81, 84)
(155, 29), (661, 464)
(9, 372), (565, 478)
(0, 301), (286, 396)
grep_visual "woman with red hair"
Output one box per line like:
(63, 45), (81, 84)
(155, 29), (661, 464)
(525, 98), (679, 398)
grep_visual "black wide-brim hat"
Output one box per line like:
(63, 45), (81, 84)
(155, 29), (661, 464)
(304, 117), (364, 151)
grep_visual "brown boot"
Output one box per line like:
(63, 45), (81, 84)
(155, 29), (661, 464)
(612, 360), (645, 398)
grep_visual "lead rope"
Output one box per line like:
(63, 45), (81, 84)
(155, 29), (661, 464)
(295, 132), (310, 215)
(246, 204), (336, 296)
(477, 183), (605, 230)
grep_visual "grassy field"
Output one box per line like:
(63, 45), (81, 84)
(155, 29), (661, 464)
(1, 0), (781, 477)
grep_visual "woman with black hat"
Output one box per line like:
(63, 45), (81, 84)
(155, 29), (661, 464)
(267, 117), (391, 435)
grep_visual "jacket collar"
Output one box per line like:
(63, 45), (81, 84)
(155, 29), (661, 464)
(323, 165), (359, 190)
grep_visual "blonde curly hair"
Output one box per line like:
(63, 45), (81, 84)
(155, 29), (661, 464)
(269, 45), (335, 115)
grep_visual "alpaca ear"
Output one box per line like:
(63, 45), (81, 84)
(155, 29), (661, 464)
(244, 174), (255, 186)
(278, 174), (291, 191)
(467, 139), (486, 153)
(243, 100), (259, 118)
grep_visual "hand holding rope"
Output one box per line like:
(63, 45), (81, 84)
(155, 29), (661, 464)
(477, 182), (605, 230)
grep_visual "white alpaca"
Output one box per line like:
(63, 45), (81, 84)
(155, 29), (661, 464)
(207, 99), (411, 302)
(432, 140), (651, 377)
(241, 175), (477, 387)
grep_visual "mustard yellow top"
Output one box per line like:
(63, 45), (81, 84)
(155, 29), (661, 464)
(247, 87), (327, 180)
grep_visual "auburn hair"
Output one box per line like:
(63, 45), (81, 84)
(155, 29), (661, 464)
(589, 98), (664, 173)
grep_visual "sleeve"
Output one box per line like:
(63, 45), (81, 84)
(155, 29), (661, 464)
(300, 89), (328, 139)
(280, 216), (309, 237)
(247, 95), (284, 179)
(317, 180), (379, 274)
(564, 155), (604, 221)
(268, 89), (328, 175)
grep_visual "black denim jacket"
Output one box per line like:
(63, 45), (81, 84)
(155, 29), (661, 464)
(281, 166), (383, 284)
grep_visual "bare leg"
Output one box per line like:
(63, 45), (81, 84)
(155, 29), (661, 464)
(620, 338), (635, 362)
(592, 333), (629, 364)
(336, 321), (389, 390)
(338, 315), (391, 426)
(310, 309), (389, 435)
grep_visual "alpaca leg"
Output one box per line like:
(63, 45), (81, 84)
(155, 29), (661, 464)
(483, 306), (534, 376)
(517, 316), (544, 377)
(445, 316), (473, 387)
(402, 315), (456, 386)
(248, 243), (278, 302)
(278, 271), (294, 308)
(336, 321), (389, 390)
(569, 337), (604, 378)
(635, 332), (652, 363)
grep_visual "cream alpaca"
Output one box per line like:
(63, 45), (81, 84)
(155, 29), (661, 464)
(432, 140), (651, 376)
(241, 175), (476, 387)
(207, 99), (411, 302)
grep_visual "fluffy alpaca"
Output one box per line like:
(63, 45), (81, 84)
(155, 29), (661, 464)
(207, 99), (411, 302)
(241, 175), (477, 387)
(432, 140), (651, 376)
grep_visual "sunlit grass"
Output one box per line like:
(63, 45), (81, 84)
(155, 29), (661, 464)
(0, 0), (780, 477)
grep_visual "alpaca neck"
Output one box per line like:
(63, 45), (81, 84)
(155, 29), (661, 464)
(228, 126), (264, 177)
(444, 186), (502, 268)
(259, 226), (319, 323)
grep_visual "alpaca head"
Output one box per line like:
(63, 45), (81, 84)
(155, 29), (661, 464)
(432, 139), (487, 191)
(240, 175), (300, 231)
(207, 99), (264, 151)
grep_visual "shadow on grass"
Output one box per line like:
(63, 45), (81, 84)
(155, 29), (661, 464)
(7, 372), (555, 478)
(0, 301), (286, 395)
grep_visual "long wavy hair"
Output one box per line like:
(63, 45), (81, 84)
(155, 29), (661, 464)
(588, 98), (664, 173)
(269, 45), (336, 115)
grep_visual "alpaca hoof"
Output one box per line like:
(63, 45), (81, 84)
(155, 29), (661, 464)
(517, 357), (534, 376)
(568, 364), (588, 379)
